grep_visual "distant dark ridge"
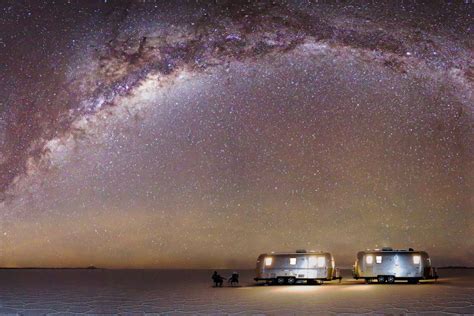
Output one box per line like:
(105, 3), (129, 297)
(0, 266), (102, 270)
(437, 266), (474, 269)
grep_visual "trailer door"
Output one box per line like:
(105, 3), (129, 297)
(365, 254), (373, 276)
(296, 256), (308, 279)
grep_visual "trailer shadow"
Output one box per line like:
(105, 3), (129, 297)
(251, 280), (337, 287)
(249, 279), (443, 287)
(345, 279), (442, 286)
(210, 285), (244, 288)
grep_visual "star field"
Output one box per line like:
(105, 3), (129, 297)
(0, 1), (472, 268)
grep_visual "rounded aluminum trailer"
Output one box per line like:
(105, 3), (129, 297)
(352, 248), (438, 284)
(254, 250), (342, 285)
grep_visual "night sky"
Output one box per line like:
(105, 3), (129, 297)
(0, 1), (472, 269)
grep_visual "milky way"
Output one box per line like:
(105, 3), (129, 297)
(0, 1), (473, 268)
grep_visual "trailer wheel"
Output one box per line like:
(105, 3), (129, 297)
(365, 278), (371, 284)
(386, 276), (395, 284)
(276, 277), (285, 285)
(287, 277), (296, 285)
(377, 275), (386, 283)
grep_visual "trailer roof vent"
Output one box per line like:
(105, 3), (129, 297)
(382, 247), (393, 251)
(408, 248), (414, 251)
(296, 249), (307, 253)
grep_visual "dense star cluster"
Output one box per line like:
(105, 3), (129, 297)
(0, 1), (472, 268)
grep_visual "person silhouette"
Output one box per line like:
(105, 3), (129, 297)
(228, 271), (239, 286)
(211, 271), (225, 287)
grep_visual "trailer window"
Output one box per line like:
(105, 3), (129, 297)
(376, 256), (382, 263)
(265, 257), (272, 266)
(290, 258), (296, 265)
(366, 255), (374, 264)
(413, 255), (421, 264)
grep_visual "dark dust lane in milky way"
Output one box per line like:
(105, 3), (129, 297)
(0, 1), (472, 268)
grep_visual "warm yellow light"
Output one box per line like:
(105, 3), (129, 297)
(265, 257), (273, 266)
(366, 255), (374, 264)
(317, 256), (325, 267)
(413, 255), (421, 264)
(290, 257), (296, 265)
(376, 255), (382, 264)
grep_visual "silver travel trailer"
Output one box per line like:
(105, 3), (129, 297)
(254, 250), (342, 285)
(352, 248), (438, 284)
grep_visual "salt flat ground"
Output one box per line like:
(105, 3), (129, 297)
(0, 269), (473, 315)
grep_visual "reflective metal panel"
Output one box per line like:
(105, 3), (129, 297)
(255, 252), (336, 281)
(353, 250), (435, 279)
